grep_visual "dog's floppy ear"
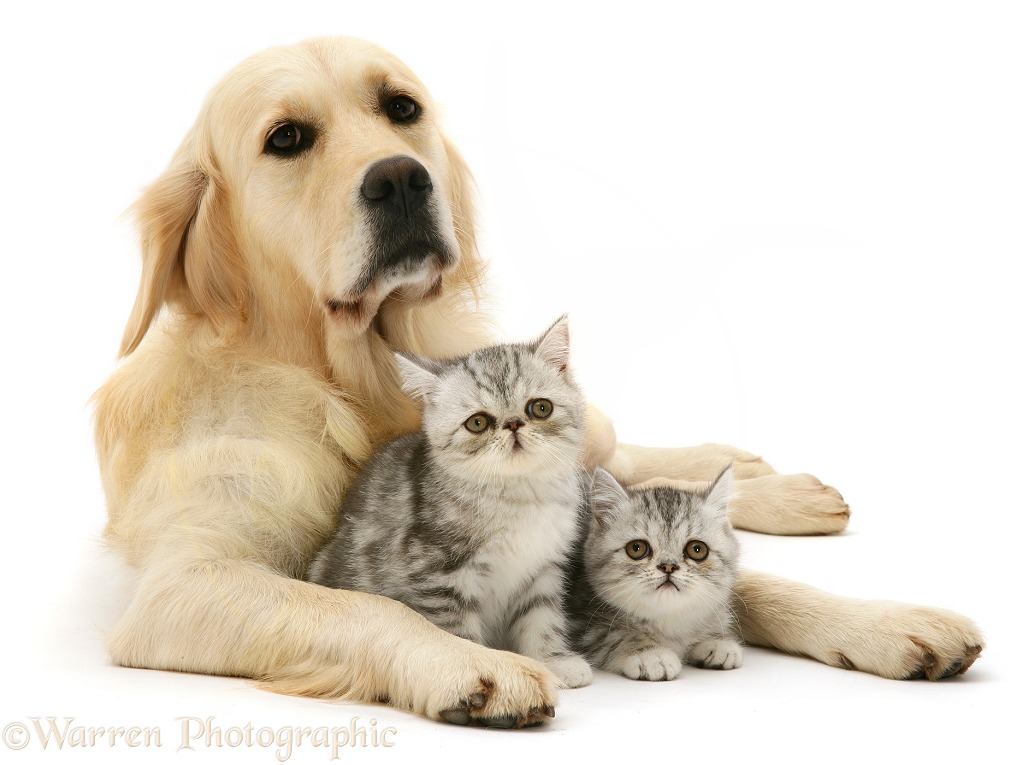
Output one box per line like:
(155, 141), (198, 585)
(120, 127), (248, 356)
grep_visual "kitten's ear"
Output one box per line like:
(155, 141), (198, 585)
(591, 468), (629, 527)
(394, 352), (445, 400)
(705, 465), (735, 517)
(532, 314), (571, 374)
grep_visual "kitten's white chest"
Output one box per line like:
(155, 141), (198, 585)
(458, 490), (578, 636)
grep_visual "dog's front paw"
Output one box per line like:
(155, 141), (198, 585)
(544, 653), (593, 689)
(831, 602), (983, 681)
(615, 647), (683, 681)
(425, 645), (559, 728)
(688, 639), (743, 670)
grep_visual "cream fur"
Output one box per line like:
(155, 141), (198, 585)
(93, 37), (983, 725)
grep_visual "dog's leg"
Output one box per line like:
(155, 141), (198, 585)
(589, 407), (849, 534)
(108, 546), (558, 726)
(583, 410), (983, 678)
(99, 388), (558, 727)
(628, 473), (850, 535)
(733, 571), (984, 680)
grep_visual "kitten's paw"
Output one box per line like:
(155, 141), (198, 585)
(688, 639), (743, 670)
(827, 602), (984, 681)
(731, 473), (850, 535)
(421, 644), (559, 728)
(616, 647), (683, 681)
(545, 653), (593, 689)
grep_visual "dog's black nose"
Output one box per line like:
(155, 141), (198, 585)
(361, 156), (432, 218)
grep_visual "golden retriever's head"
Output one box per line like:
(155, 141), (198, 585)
(121, 37), (480, 355)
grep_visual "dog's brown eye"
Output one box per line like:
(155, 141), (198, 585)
(526, 399), (553, 419)
(685, 540), (709, 562)
(385, 95), (420, 124)
(265, 123), (311, 155)
(625, 540), (651, 560)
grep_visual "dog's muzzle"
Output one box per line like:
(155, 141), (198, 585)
(357, 155), (455, 291)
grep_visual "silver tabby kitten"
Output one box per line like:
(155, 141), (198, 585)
(568, 467), (743, 681)
(308, 316), (593, 689)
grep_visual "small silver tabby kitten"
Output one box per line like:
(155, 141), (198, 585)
(308, 316), (593, 689)
(568, 467), (743, 681)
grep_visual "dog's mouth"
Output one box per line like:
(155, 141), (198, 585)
(325, 297), (365, 320)
(323, 241), (451, 332)
(325, 273), (444, 327)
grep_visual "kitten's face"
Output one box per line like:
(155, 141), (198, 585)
(398, 317), (585, 480)
(585, 472), (739, 621)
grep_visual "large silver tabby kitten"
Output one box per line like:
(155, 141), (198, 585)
(308, 317), (593, 689)
(568, 467), (743, 681)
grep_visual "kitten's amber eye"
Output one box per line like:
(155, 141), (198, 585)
(464, 413), (492, 433)
(527, 399), (553, 419)
(685, 540), (709, 562)
(625, 540), (651, 560)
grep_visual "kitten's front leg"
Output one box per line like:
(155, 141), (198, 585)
(506, 564), (592, 689)
(687, 638), (744, 670)
(602, 637), (684, 681)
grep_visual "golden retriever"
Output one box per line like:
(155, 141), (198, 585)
(92, 36), (983, 726)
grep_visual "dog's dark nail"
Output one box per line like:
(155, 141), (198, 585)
(440, 708), (471, 725)
(480, 715), (517, 729)
(543, 705), (556, 718)
(469, 693), (486, 708)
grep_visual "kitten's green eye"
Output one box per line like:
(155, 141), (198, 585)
(625, 540), (651, 560)
(464, 413), (492, 433)
(685, 540), (709, 562)
(527, 398), (553, 419)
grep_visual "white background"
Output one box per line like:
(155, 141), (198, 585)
(2, 2), (1025, 763)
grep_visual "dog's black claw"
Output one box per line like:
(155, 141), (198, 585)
(938, 660), (965, 679)
(440, 707), (471, 726)
(469, 692), (487, 709)
(480, 715), (518, 729)
(543, 705), (555, 718)
(903, 667), (927, 681)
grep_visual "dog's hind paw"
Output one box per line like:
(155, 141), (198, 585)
(731, 473), (851, 535)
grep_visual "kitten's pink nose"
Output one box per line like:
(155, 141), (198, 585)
(504, 419), (525, 431)
(658, 562), (680, 574)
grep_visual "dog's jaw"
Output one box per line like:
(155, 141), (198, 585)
(323, 266), (449, 335)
